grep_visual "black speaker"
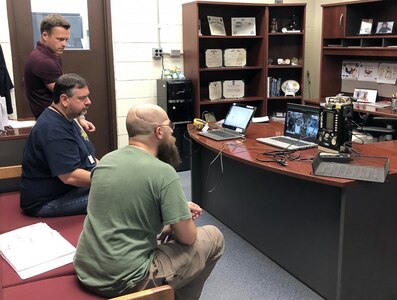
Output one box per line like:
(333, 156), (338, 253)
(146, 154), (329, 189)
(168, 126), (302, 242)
(157, 79), (193, 122)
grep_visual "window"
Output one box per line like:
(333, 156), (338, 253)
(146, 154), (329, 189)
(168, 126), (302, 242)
(30, 0), (89, 49)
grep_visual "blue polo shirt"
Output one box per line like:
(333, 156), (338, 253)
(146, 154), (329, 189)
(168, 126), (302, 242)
(20, 108), (96, 213)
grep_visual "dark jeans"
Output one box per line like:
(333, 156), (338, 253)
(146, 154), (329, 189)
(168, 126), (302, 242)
(33, 187), (89, 217)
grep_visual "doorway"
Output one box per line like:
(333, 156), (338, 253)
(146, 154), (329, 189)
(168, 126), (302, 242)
(6, 0), (116, 158)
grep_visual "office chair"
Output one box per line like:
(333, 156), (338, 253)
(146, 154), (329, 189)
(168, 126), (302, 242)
(109, 285), (174, 300)
(357, 114), (396, 142)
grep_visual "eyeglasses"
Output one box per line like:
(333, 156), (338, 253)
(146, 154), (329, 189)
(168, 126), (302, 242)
(157, 122), (175, 130)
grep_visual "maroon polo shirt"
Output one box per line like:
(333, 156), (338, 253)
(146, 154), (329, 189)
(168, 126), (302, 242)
(24, 41), (63, 118)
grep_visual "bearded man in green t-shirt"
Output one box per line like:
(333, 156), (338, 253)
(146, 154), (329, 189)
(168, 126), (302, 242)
(74, 103), (224, 300)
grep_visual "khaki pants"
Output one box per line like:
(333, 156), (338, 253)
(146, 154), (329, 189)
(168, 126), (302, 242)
(84, 225), (224, 299)
(150, 225), (224, 300)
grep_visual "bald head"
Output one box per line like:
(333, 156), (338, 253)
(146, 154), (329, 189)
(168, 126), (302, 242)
(126, 104), (168, 138)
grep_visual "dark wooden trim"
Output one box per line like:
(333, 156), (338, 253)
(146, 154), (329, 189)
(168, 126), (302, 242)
(103, 0), (117, 151)
(6, 0), (34, 118)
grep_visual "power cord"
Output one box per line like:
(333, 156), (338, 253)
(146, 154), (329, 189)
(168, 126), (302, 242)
(205, 144), (226, 193)
(255, 149), (312, 166)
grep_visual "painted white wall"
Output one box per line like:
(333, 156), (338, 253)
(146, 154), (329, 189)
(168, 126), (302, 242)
(0, 0), (359, 148)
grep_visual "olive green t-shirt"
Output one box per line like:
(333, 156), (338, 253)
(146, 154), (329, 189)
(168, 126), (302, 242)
(74, 146), (191, 293)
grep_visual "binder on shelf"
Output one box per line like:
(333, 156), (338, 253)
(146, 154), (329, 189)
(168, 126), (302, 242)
(276, 78), (282, 97)
(267, 77), (282, 97)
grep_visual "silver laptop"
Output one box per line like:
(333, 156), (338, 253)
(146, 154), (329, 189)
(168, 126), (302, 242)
(256, 103), (319, 150)
(198, 103), (256, 141)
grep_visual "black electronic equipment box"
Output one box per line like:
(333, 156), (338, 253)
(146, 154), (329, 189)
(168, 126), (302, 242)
(156, 79), (193, 171)
(317, 102), (353, 153)
(157, 79), (193, 123)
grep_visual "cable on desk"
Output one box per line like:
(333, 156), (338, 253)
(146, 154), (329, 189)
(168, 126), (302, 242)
(255, 148), (313, 166)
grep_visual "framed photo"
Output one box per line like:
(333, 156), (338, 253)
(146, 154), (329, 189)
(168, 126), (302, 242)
(353, 88), (377, 103)
(376, 21), (394, 34)
(359, 19), (373, 35)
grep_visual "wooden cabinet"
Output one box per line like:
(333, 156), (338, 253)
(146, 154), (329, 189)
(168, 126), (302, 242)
(182, 1), (306, 120)
(320, 0), (397, 101)
(322, 5), (346, 39)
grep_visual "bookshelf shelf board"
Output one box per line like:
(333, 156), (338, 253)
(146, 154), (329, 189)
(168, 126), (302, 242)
(201, 97), (263, 105)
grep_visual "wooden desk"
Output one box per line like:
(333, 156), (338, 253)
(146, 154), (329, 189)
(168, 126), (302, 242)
(0, 127), (31, 192)
(353, 102), (397, 118)
(189, 122), (397, 300)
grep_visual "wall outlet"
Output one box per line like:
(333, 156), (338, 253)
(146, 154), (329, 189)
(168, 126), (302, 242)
(152, 48), (163, 59)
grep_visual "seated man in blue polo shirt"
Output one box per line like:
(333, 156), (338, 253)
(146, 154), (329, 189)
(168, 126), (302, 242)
(20, 73), (97, 217)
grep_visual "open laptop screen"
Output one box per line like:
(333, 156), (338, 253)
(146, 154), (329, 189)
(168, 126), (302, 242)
(284, 103), (319, 142)
(223, 103), (256, 133)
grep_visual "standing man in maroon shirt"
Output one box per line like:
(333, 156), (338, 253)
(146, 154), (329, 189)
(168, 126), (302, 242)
(24, 14), (95, 132)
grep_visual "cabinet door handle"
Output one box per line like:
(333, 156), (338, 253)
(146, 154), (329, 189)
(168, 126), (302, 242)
(339, 13), (344, 28)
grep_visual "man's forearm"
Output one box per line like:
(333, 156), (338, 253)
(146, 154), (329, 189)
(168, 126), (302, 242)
(58, 168), (91, 187)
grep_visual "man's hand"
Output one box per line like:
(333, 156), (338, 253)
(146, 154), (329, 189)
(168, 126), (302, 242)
(158, 225), (174, 244)
(79, 118), (96, 133)
(188, 201), (202, 220)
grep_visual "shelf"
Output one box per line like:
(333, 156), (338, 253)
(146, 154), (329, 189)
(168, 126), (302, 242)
(267, 96), (302, 100)
(183, 1), (305, 119)
(200, 66), (262, 72)
(199, 35), (263, 39)
(268, 65), (302, 69)
(268, 32), (304, 36)
(323, 47), (397, 57)
(200, 97), (263, 105)
(345, 35), (397, 39)
(320, 0), (397, 102)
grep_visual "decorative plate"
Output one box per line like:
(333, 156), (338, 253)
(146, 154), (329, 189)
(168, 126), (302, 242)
(281, 80), (300, 96)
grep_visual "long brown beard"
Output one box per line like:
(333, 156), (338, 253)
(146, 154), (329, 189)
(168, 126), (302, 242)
(157, 138), (182, 169)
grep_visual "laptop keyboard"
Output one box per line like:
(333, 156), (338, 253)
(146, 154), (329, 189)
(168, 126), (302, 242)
(272, 136), (309, 147)
(210, 130), (240, 138)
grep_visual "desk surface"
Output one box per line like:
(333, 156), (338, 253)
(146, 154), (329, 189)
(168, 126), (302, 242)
(189, 122), (397, 187)
(353, 102), (397, 117)
(0, 127), (31, 141)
